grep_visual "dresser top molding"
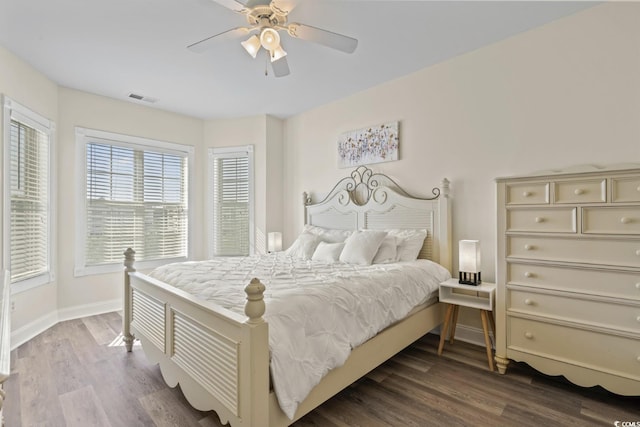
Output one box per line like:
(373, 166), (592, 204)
(496, 163), (640, 182)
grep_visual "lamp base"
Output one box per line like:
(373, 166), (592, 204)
(459, 271), (481, 286)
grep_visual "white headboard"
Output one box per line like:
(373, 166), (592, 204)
(303, 166), (452, 272)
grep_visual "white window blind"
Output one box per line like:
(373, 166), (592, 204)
(8, 119), (50, 283)
(76, 128), (192, 275)
(209, 146), (254, 257)
(3, 97), (54, 290)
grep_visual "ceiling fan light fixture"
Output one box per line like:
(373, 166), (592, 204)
(241, 35), (261, 58)
(270, 45), (287, 62)
(260, 27), (281, 51)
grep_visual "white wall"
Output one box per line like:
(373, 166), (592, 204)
(56, 88), (205, 317)
(0, 45), (59, 332)
(282, 3), (640, 328)
(204, 115), (284, 254)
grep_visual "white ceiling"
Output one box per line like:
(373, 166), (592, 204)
(0, 0), (596, 120)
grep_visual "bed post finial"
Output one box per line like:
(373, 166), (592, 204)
(123, 248), (136, 352)
(441, 178), (450, 198)
(244, 278), (266, 324)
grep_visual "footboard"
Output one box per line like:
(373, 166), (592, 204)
(122, 249), (270, 427)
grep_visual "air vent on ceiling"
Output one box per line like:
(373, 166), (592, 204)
(128, 93), (157, 103)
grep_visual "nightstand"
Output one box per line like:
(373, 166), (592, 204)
(437, 278), (496, 371)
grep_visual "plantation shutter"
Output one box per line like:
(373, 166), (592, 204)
(211, 149), (251, 256)
(85, 142), (188, 265)
(9, 118), (50, 283)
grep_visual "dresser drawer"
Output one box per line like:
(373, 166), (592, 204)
(509, 289), (640, 332)
(508, 317), (640, 380)
(506, 182), (549, 205)
(612, 176), (640, 203)
(583, 207), (640, 235)
(507, 208), (576, 233)
(508, 263), (640, 300)
(507, 235), (640, 268)
(554, 179), (606, 204)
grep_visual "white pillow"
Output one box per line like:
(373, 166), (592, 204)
(286, 232), (321, 260)
(372, 235), (398, 264)
(339, 230), (388, 265)
(387, 229), (428, 262)
(312, 241), (345, 263)
(303, 224), (352, 243)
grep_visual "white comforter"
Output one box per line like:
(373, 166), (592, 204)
(149, 253), (451, 419)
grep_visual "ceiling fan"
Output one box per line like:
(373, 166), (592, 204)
(187, 0), (358, 77)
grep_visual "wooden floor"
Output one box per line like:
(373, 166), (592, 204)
(3, 312), (639, 426)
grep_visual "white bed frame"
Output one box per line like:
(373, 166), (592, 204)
(123, 166), (452, 426)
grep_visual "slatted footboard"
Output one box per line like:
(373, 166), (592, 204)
(123, 249), (271, 427)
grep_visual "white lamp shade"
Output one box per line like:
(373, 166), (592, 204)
(268, 232), (283, 252)
(260, 28), (280, 51)
(270, 45), (287, 62)
(459, 240), (480, 273)
(241, 35), (261, 58)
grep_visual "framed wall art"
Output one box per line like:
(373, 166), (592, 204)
(337, 121), (399, 168)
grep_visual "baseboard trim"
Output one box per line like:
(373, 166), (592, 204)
(11, 299), (122, 350)
(434, 323), (494, 348)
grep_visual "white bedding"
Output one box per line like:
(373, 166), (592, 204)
(149, 253), (451, 419)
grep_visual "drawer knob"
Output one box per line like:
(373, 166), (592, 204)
(535, 217), (544, 223)
(574, 188), (585, 195)
(524, 332), (533, 339)
(637, 186), (640, 192)
(524, 271), (534, 278)
(524, 299), (533, 306)
(636, 283), (640, 289)
(524, 244), (534, 251)
(636, 250), (640, 257)
(523, 191), (532, 197)
(637, 316), (640, 323)
(621, 217), (631, 224)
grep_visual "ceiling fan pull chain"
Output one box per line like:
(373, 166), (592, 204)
(265, 53), (269, 76)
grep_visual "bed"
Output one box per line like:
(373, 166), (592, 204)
(122, 166), (452, 426)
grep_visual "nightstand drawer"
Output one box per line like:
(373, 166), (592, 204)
(507, 235), (640, 268)
(554, 179), (606, 204)
(612, 176), (640, 203)
(507, 317), (640, 381)
(583, 207), (640, 235)
(506, 182), (549, 205)
(508, 289), (640, 332)
(507, 208), (576, 233)
(508, 263), (640, 300)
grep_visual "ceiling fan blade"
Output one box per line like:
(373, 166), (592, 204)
(287, 23), (358, 54)
(209, 0), (250, 14)
(271, 55), (290, 77)
(270, 0), (298, 16)
(188, 27), (250, 53)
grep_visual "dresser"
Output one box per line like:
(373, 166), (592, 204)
(495, 165), (640, 395)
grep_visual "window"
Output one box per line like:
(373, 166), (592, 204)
(75, 128), (193, 276)
(2, 97), (55, 291)
(208, 146), (254, 257)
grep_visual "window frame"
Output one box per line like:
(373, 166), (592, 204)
(207, 145), (255, 258)
(74, 127), (194, 276)
(2, 96), (56, 293)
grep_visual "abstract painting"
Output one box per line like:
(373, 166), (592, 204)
(337, 121), (399, 168)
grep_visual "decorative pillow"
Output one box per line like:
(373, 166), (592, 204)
(387, 229), (428, 262)
(339, 230), (388, 265)
(312, 241), (345, 263)
(303, 224), (352, 243)
(372, 235), (398, 264)
(285, 232), (321, 260)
